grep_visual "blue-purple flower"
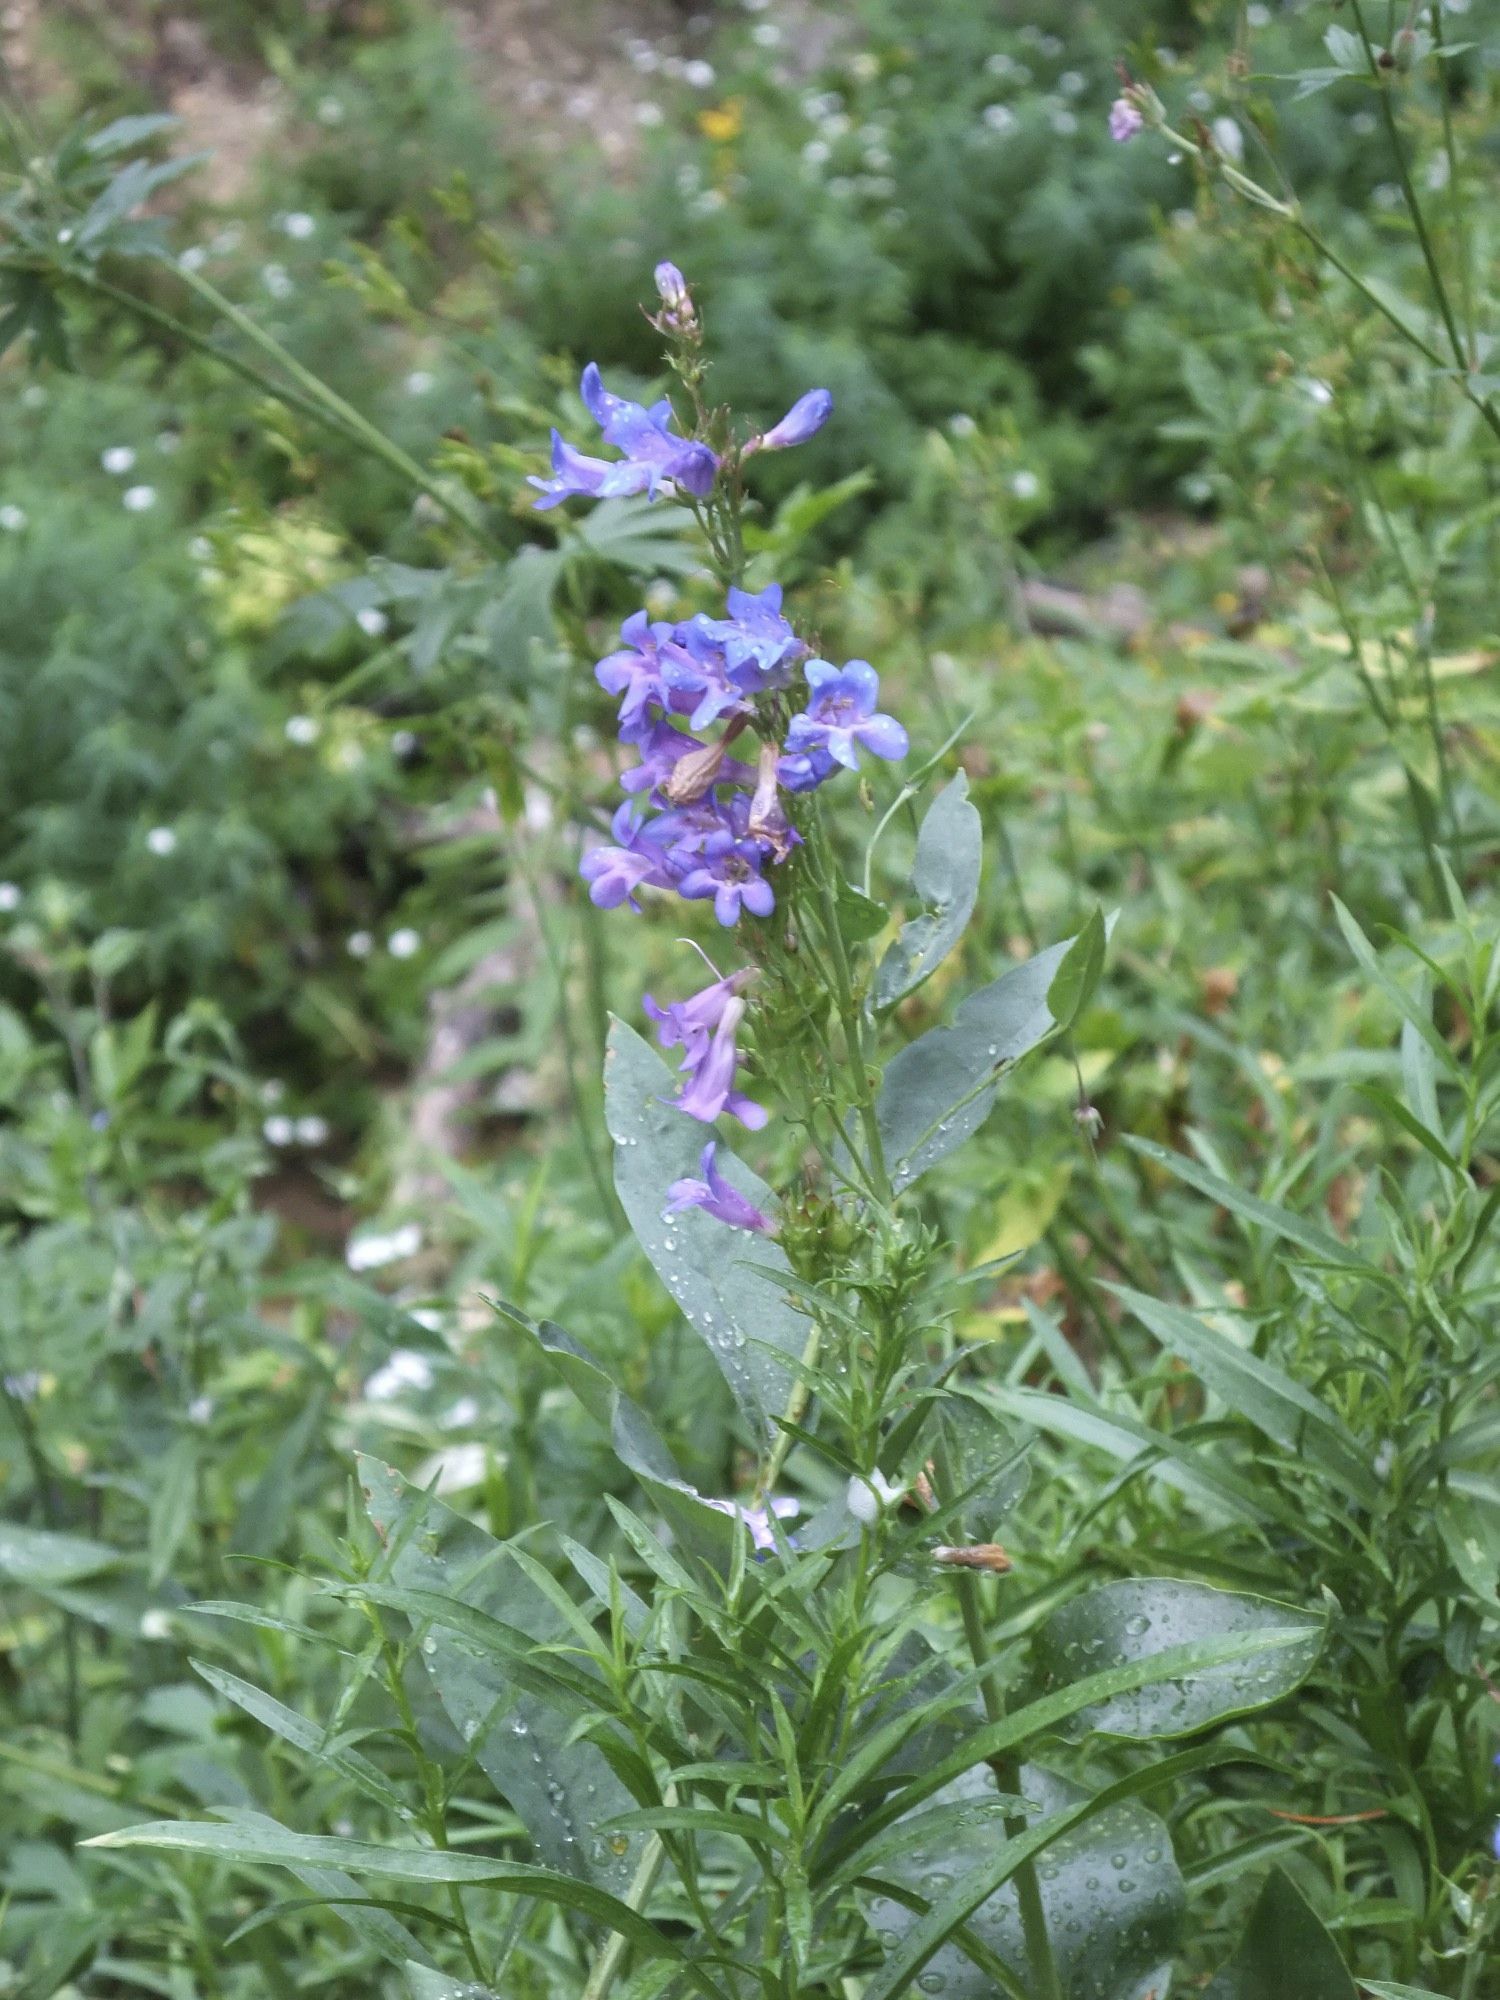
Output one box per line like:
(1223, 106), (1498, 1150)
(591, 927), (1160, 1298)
(783, 659), (909, 774)
(1109, 97), (1144, 143)
(578, 801), (672, 911)
(665, 1141), (775, 1234)
(530, 363), (718, 509)
(748, 388), (834, 454)
(702, 1492), (799, 1551)
(678, 828), (777, 926)
(672, 991), (766, 1129)
(681, 583), (807, 697)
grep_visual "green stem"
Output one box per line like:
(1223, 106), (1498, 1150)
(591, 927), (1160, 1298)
(932, 1437), (1063, 2000)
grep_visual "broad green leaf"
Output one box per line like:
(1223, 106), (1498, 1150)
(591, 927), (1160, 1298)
(1032, 1579), (1324, 1739)
(1114, 1286), (1381, 1507)
(938, 1393), (1030, 1539)
(356, 1455), (643, 1896)
(570, 496), (699, 577)
(82, 1819), (683, 1962)
(1046, 906), (1107, 1033)
(836, 879), (889, 945)
(1204, 1867), (1357, 2000)
(865, 1764), (1182, 2000)
(877, 935), (1074, 1191)
(0, 1521), (122, 1585)
(861, 1746), (1226, 2000)
(604, 1019), (803, 1430)
(875, 773), (982, 1009)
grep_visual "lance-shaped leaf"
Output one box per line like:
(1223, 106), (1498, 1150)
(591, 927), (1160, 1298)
(1204, 1867), (1357, 2000)
(1031, 1579), (1325, 1739)
(0, 1521), (123, 1585)
(865, 1764), (1183, 2000)
(604, 1019), (803, 1431)
(355, 1455), (642, 1897)
(83, 1819), (685, 1966)
(874, 773), (982, 1009)
(877, 935), (1075, 1191)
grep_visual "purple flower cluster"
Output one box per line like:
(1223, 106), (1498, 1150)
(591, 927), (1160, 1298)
(538, 266), (909, 1230)
(529, 354), (833, 512)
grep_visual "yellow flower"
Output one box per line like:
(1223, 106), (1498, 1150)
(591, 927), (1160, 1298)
(698, 97), (745, 144)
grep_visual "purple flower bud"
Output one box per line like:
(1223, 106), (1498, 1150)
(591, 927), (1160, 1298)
(654, 261), (690, 309)
(1109, 97), (1144, 143)
(749, 389), (833, 454)
(665, 1141), (775, 1234)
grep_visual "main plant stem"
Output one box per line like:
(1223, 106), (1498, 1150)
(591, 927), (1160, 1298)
(933, 1438), (1063, 2000)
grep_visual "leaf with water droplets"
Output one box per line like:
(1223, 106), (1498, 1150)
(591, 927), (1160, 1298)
(604, 1018), (804, 1431)
(355, 1455), (642, 1898)
(875, 773), (982, 1010)
(865, 1763), (1183, 2000)
(1204, 1866), (1357, 2000)
(876, 935), (1076, 1192)
(1032, 1579), (1325, 1740)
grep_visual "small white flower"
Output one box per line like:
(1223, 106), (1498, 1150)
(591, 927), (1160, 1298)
(262, 1114), (295, 1146)
(644, 579), (678, 615)
(948, 413), (978, 438)
(347, 1222), (423, 1274)
(156, 430), (181, 454)
(178, 245), (208, 272)
(442, 1395), (480, 1429)
(317, 95), (345, 124)
(387, 926), (421, 960)
(630, 45), (661, 73)
(262, 263), (294, 300)
(123, 484), (157, 513)
(1246, 2), (1271, 22)
(404, 369), (435, 395)
(140, 1609), (174, 1640)
(1188, 87), (1213, 112)
(284, 714), (320, 745)
(846, 1469), (904, 1524)
(145, 825), (177, 856)
(391, 729), (418, 758)
(346, 930), (374, 959)
(281, 211), (316, 239)
(1301, 377), (1335, 407)
(1049, 107), (1078, 135)
(20, 385), (46, 410)
(188, 535), (213, 561)
(752, 22), (781, 46)
(356, 605), (389, 638)
(1351, 109), (1377, 136)
(0, 504), (26, 532)
(683, 59), (716, 87)
(802, 138), (831, 168)
(422, 1442), (489, 1495)
(101, 445), (137, 475)
(295, 1114), (330, 1147)
(1011, 469), (1041, 500)
(635, 101), (665, 127)
(565, 88), (599, 120)
(363, 1346), (435, 1399)
(1058, 69), (1086, 97)
(0, 882), (20, 912)
(820, 111), (852, 138)
(982, 103), (1017, 134)
(689, 188), (726, 216)
(407, 1306), (445, 1333)
(261, 1078), (286, 1104)
(849, 50), (880, 81)
(1211, 116), (1244, 163)
(188, 1394), (215, 1424)
(985, 51), (1016, 77)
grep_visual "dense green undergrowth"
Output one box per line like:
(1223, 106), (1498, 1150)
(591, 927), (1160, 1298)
(1, 1), (1498, 1994)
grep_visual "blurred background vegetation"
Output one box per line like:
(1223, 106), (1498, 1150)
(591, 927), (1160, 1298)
(2, 0), (1498, 1993)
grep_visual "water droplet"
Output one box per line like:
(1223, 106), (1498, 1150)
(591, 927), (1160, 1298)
(917, 1975), (946, 1994)
(1124, 1612), (1151, 1637)
(422, 1636), (437, 1654)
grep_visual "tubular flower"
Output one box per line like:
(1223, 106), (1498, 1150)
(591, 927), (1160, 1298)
(747, 388), (834, 454)
(665, 1142), (776, 1234)
(530, 363), (718, 508)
